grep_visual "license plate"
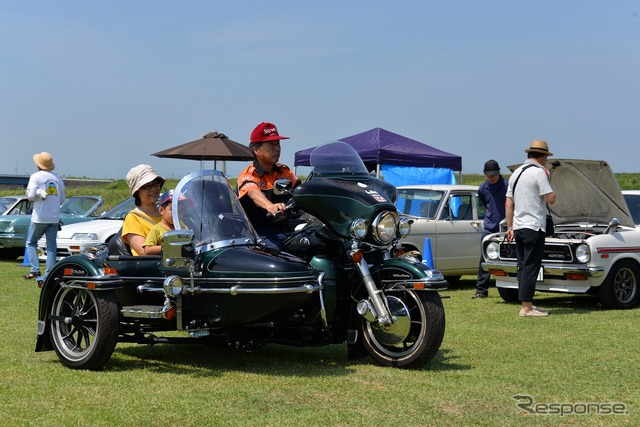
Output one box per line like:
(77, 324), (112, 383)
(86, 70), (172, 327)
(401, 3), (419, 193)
(536, 267), (544, 282)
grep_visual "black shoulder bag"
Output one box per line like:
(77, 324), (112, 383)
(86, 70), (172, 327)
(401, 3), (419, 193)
(512, 165), (554, 237)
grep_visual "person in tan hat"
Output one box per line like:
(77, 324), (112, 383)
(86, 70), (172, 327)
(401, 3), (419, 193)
(24, 152), (66, 280)
(505, 140), (556, 317)
(121, 164), (165, 255)
(237, 122), (301, 250)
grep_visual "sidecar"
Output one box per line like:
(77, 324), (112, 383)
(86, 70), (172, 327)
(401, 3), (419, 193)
(35, 170), (321, 370)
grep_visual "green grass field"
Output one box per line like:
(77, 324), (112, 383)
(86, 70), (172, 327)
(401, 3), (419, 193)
(1, 257), (638, 426)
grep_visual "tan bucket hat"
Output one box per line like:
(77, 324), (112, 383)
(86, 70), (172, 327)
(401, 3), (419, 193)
(126, 164), (165, 196)
(33, 152), (55, 171)
(525, 140), (553, 156)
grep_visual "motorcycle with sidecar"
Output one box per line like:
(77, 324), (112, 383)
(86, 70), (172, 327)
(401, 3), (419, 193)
(35, 141), (447, 370)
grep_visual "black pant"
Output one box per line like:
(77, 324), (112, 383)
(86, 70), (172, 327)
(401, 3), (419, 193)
(515, 228), (545, 303)
(475, 230), (493, 294)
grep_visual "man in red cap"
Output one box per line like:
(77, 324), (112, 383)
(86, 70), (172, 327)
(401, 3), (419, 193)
(237, 122), (301, 249)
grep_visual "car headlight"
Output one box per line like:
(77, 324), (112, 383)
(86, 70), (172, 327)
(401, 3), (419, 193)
(71, 233), (99, 241)
(575, 244), (590, 263)
(349, 218), (368, 239)
(372, 211), (398, 245)
(398, 217), (412, 238)
(486, 241), (500, 260)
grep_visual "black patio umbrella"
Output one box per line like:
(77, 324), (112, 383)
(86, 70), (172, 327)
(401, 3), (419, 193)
(152, 131), (253, 169)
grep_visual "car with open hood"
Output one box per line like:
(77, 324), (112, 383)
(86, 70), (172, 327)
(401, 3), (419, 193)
(481, 159), (639, 309)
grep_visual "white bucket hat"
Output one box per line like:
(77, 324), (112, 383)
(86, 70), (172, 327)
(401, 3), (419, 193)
(126, 164), (165, 196)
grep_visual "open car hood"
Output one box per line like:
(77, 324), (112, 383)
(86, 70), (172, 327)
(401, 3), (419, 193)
(511, 159), (633, 227)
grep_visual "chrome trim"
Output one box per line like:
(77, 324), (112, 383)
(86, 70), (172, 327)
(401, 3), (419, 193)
(482, 261), (606, 278)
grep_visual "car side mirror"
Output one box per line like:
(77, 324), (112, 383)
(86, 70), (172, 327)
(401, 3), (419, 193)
(162, 229), (195, 268)
(604, 217), (621, 235)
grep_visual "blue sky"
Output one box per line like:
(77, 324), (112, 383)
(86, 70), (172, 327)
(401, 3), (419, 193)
(1, 1), (639, 180)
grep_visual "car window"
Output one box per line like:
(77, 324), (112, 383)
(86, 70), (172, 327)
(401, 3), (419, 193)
(623, 194), (640, 225)
(441, 194), (473, 221)
(7, 199), (32, 215)
(396, 189), (444, 220)
(475, 193), (485, 220)
(0, 197), (18, 213)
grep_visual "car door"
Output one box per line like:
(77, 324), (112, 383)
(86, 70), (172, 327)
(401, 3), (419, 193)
(432, 191), (483, 273)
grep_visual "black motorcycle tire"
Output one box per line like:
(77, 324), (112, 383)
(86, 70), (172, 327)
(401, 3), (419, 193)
(361, 290), (445, 369)
(49, 285), (119, 370)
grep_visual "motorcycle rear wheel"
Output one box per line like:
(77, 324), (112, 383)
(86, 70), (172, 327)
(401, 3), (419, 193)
(361, 290), (445, 369)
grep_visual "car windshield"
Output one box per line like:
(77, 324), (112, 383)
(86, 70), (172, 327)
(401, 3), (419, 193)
(395, 189), (444, 220)
(60, 196), (103, 216)
(100, 198), (135, 220)
(173, 170), (257, 251)
(309, 141), (370, 179)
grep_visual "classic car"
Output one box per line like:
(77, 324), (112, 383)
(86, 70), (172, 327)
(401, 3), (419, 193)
(482, 159), (640, 309)
(395, 184), (483, 283)
(0, 195), (104, 258)
(38, 197), (134, 261)
(622, 190), (640, 226)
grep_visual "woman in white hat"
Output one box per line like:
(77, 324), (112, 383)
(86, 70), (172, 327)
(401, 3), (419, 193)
(24, 152), (66, 279)
(121, 164), (165, 256)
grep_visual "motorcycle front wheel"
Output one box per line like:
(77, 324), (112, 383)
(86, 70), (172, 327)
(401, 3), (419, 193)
(361, 290), (445, 369)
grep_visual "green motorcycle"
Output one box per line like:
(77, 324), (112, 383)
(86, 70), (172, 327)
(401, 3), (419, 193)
(34, 142), (445, 370)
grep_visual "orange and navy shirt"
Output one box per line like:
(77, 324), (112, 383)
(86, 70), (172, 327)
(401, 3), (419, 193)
(237, 161), (301, 230)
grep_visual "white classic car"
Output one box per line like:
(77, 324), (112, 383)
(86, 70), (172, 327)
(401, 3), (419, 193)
(395, 184), (483, 283)
(481, 159), (639, 309)
(38, 197), (134, 260)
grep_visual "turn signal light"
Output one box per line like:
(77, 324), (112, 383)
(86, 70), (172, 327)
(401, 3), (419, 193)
(489, 269), (507, 277)
(352, 250), (363, 263)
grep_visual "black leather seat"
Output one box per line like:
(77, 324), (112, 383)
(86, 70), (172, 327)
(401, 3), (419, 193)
(108, 227), (133, 257)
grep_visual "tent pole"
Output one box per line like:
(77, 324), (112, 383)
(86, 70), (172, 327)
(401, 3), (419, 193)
(376, 163), (381, 178)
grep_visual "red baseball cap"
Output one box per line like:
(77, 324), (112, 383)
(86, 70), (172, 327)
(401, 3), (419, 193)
(250, 122), (290, 143)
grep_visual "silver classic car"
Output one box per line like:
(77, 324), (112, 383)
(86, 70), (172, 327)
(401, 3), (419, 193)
(481, 159), (639, 309)
(396, 184), (483, 283)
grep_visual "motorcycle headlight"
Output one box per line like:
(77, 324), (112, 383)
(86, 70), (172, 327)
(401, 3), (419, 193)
(349, 218), (368, 240)
(398, 217), (412, 238)
(71, 233), (99, 241)
(372, 211), (398, 245)
(575, 244), (590, 263)
(486, 241), (500, 260)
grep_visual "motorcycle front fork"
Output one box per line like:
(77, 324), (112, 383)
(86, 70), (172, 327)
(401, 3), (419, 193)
(351, 253), (395, 327)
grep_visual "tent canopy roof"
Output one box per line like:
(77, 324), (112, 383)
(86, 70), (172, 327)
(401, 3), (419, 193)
(294, 127), (461, 171)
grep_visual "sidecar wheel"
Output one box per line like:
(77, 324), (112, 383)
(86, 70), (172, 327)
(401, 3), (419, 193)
(361, 291), (445, 369)
(49, 287), (119, 370)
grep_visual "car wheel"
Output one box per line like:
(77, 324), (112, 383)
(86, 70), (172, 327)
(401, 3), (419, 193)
(498, 286), (519, 303)
(598, 260), (640, 309)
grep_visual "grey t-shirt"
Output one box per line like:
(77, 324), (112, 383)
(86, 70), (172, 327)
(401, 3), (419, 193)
(506, 161), (554, 232)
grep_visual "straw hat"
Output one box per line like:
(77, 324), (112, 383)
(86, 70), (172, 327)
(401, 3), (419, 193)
(33, 152), (55, 171)
(525, 140), (553, 156)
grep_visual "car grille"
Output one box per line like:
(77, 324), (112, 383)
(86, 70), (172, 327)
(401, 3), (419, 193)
(499, 242), (574, 263)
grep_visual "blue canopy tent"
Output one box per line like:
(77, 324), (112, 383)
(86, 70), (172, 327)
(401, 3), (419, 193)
(294, 127), (462, 186)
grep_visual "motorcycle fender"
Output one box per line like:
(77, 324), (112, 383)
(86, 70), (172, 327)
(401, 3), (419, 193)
(36, 255), (124, 351)
(370, 258), (448, 291)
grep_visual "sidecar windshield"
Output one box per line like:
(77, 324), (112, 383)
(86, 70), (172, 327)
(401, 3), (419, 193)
(309, 141), (370, 179)
(173, 170), (258, 251)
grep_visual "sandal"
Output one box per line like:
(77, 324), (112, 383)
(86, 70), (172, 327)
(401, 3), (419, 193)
(24, 272), (40, 280)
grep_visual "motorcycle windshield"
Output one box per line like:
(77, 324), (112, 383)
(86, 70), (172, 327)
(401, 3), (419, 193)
(173, 170), (258, 251)
(309, 141), (371, 179)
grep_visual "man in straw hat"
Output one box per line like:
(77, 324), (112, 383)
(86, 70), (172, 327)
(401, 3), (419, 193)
(505, 140), (556, 317)
(24, 152), (66, 280)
